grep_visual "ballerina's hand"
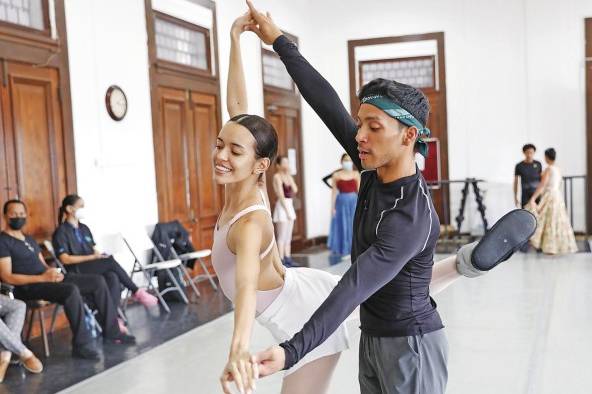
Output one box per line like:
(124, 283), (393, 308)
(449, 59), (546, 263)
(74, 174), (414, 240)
(220, 349), (257, 394)
(231, 12), (256, 39)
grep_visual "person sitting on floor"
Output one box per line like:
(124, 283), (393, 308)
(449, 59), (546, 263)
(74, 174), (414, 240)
(0, 200), (136, 360)
(52, 194), (157, 327)
(0, 294), (43, 382)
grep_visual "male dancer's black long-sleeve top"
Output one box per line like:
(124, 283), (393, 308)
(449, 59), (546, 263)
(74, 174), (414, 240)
(273, 35), (444, 370)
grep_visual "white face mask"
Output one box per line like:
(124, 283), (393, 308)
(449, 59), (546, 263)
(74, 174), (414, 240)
(342, 161), (354, 171)
(74, 208), (86, 220)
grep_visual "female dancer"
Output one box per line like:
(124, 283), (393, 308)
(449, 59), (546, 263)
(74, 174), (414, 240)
(215, 15), (348, 394)
(328, 154), (359, 258)
(272, 156), (298, 266)
(526, 148), (577, 254)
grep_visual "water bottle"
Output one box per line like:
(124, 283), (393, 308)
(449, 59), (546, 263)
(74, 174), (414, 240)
(84, 309), (97, 338)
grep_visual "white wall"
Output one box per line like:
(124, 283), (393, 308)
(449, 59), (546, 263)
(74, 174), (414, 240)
(64, 0), (158, 268)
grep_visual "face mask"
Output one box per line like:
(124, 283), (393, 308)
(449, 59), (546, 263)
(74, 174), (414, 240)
(74, 208), (86, 220)
(342, 161), (354, 171)
(8, 217), (26, 230)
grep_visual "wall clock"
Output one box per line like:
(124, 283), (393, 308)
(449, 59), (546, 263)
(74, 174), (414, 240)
(105, 85), (127, 121)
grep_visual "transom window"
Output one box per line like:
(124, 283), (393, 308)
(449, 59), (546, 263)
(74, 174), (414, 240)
(359, 56), (436, 90)
(0, 0), (45, 31)
(262, 49), (293, 91)
(155, 15), (210, 72)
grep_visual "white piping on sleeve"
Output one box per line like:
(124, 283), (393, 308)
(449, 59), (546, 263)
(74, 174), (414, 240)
(418, 180), (433, 252)
(375, 186), (405, 236)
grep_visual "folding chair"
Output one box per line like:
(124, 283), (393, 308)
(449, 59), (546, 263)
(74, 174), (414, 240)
(152, 221), (217, 293)
(146, 224), (206, 299)
(42, 241), (104, 335)
(120, 229), (188, 313)
(169, 247), (218, 293)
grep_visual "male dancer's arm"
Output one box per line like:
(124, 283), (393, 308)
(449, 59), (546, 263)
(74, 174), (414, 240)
(280, 210), (427, 369)
(246, 3), (360, 169)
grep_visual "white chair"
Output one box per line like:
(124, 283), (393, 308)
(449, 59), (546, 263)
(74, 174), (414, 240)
(169, 247), (218, 294)
(119, 229), (188, 313)
(145, 224), (214, 299)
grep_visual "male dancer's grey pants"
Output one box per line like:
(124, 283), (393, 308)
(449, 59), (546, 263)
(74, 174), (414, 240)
(358, 329), (448, 394)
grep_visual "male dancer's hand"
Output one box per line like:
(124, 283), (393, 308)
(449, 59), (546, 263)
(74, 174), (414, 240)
(252, 345), (285, 377)
(245, 0), (282, 45)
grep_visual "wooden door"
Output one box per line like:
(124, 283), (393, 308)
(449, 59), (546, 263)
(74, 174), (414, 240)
(265, 104), (306, 245)
(585, 18), (592, 233)
(153, 86), (222, 254)
(348, 34), (450, 225)
(424, 94), (449, 222)
(0, 62), (67, 239)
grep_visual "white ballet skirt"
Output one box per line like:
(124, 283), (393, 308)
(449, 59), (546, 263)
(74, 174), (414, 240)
(256, 267), (350, 376)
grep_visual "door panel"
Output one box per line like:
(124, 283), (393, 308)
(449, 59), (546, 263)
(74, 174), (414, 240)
(424, 94), (449, 222)
(281, 108), (304, 242)
(189, 91), (221, 249)
(0, 92), (8, 221)
(156, 87), (196, 239)
(1, 62), (67, 239)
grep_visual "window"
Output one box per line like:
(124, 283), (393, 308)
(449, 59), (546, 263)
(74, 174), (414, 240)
(0, 0), (45, 31)
(262, 50), (293, 90)
(155, 15), (210, 72)
(359, 56), (436, 90)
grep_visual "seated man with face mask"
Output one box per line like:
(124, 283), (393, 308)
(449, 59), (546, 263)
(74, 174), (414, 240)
(52, 195), (157, 333)
(0, 200), (136, 360)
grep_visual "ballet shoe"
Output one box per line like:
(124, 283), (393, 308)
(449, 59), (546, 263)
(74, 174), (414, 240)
(457, 209), (537, 277)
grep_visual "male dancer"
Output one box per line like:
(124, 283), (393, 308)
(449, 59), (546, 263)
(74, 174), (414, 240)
(241, 3), (536, 392)
(514, 143), (542, 208)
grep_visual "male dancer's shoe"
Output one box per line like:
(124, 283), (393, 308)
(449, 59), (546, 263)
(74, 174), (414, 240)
(456, 209), (537, 277)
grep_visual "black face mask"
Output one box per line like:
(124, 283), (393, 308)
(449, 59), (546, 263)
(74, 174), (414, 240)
(8, 217), (26, 230)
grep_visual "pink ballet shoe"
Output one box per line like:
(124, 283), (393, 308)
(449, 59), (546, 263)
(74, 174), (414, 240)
(133, 288), (158, 307)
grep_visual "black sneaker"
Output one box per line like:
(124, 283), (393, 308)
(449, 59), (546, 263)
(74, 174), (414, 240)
(104, 333), (136, 345)
(72, 343), (100, 360)
(471, 209), (537, 271)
